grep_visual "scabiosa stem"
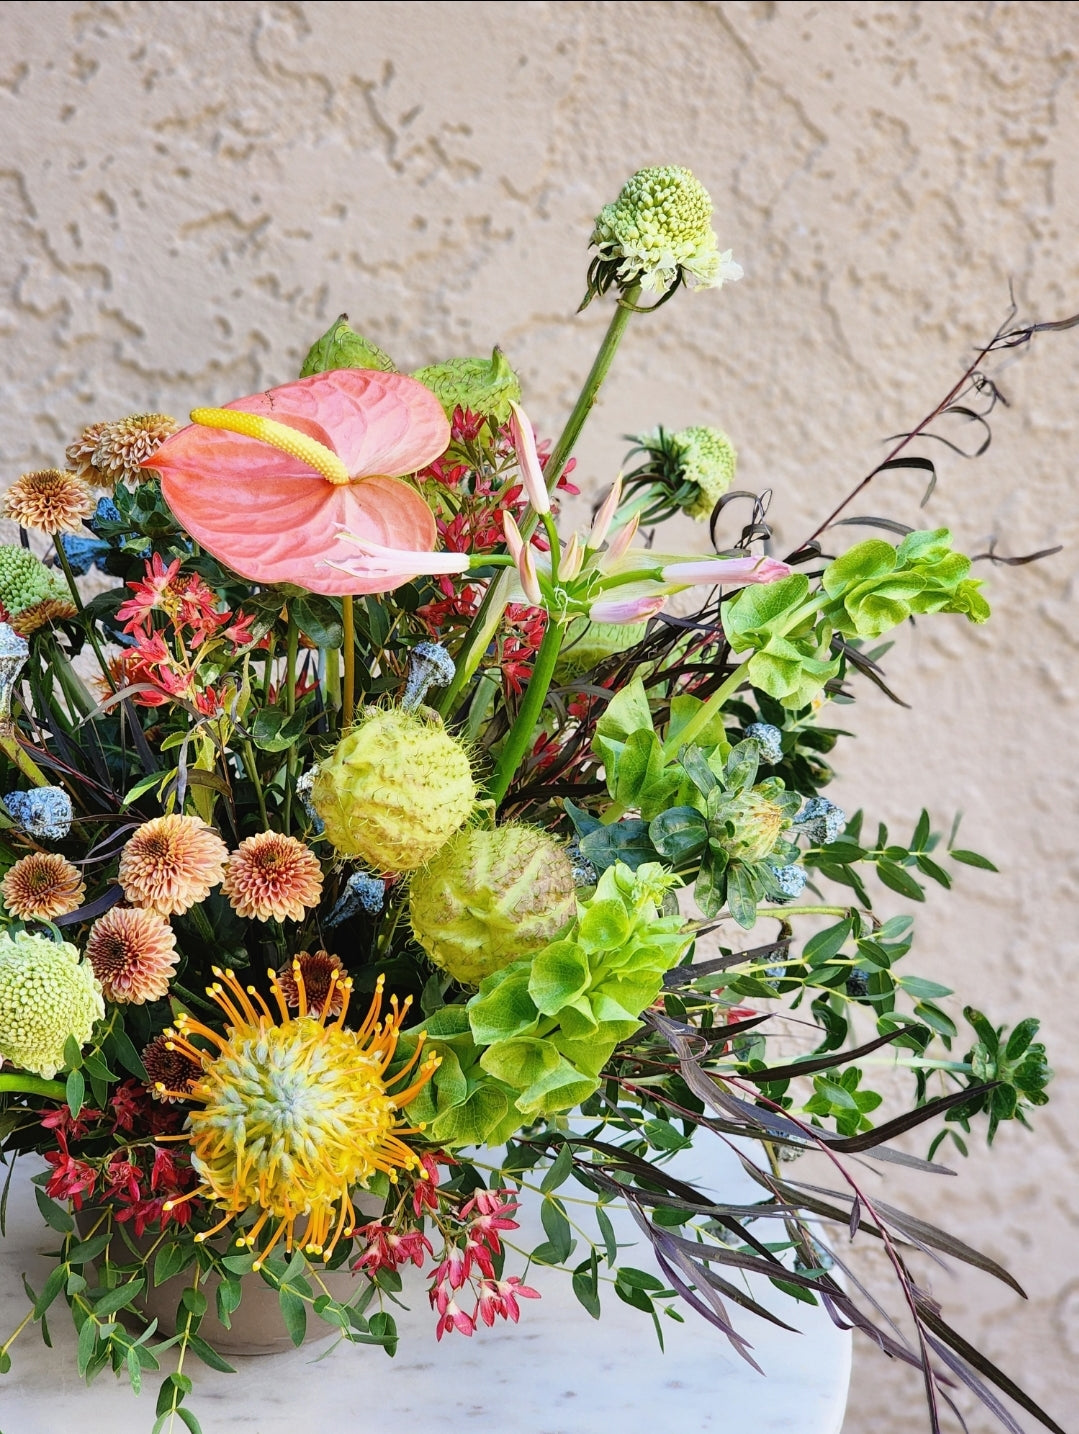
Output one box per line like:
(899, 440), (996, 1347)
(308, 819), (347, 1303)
(436, 283), (642, 720)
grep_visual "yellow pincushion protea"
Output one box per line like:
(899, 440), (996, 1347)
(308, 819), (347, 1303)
(158, 966), (437, 1268)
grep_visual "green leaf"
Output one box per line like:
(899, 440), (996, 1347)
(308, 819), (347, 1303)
(186, 1334), (236, 1373)
(899, 976), (953, 1000)
(875, 859), (925, 902)
(949, 848), (999, 872)
(915, 853), (952, 888)
(649, 807), (708, 864)
(540, 1143), (575, 1194)
(1004, 1017), (1040, 1062)
(64, 1065), (85, 1117)
(63, 1036), (83, 1070)
(180, 1287), (207, 1319)
(35, 1187), (74, 1233)
(644, 1118), (691, 1152)
(595, 1204), (618, 1266)
(76, 1315), (98, 1377)
(538, 1198), (573, 1263)
(155, 1372), (193, 1418)
(154, 1242), (189, 1287)
(911, 809), (931, 850)
(572, 1257), (602, 1319)
(804, 919), (852, 966)
(93, 1278), (145, 1317)
(279, 1289), (307, 1347)
(368, 1310), (398, 1355)
(293, 594), (344, 648)
(579, 819), (658, 872)
(174, 1410), (204, 1434)
(32, 1265), (67, 1320)
(251, 708), (308, 752)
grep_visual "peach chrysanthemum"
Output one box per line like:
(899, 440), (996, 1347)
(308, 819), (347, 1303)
(85, 906), (178, 1004)
(276, 950), (346, 1018)
(118, 814), (228, 916)
(222, 832), (323, 923)
(65, 421), (110, 485)
(92, 414), (180, 487)
(3, 470), (96, 535)
(142, 1033), (202, 1103)
(1, 852), (86, 921)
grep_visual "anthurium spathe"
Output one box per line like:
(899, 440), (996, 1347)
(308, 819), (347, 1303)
(148, 371), (450, 596)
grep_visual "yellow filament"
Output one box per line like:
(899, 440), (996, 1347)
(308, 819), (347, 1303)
(190, 407), (352, 486)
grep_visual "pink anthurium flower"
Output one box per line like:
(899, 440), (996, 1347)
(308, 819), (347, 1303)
(148, 371), (450, 596)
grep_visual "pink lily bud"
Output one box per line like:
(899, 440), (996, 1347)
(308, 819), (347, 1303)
(588, 475), (623, 548)
(508, 401), (550, 515)
(660, 554), (792, 585)
(588, 592), (667, 624)
(328, 533), (470, 577)
(603, 511), (641, 566)
(502, 511), (525, 566)
(561, 532), (583, 581)
(518, 544), (544, 607)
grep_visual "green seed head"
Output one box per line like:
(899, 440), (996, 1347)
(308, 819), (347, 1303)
(299, 314), (397, 376)
(0, 930), (103, 1078)
(0, 545), (76, 635)
(412, 346), (521, 425)
(311, 707), (475, 872)
(669, 426), (737, 520)
(719, 787), (790, 865)
(410, 824), (576, 987)
(591, 166), (727, 295)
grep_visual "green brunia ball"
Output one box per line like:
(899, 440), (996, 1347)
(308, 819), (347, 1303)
(410, 824), (577, 986)
(311, 707), (475, 873)
(299, 314), (397, 376)
(0, 930), (104, 1078)
(718, 786), (790, 864)
(671, 426), (737, 520)
(0, 545), (76, 636)
(412, 346), (521, 425)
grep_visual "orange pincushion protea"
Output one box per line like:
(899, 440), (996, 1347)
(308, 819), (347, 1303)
(148, 371), (450, 596)
(221, 831), (323, 923)
(1, 852), (85, 921)
(118, 814), (228, 916)
(158, 967), (438, 1268)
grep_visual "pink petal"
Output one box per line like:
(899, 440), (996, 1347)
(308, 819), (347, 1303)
(508, 401), (550, 515)
(588, 592), (668, 624)
(660, 555), (792, 585)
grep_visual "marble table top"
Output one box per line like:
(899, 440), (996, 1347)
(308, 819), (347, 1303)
(0, 1144), (851, 1434)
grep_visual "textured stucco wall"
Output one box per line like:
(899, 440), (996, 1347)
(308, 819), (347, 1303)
(0, 2), (1076, 1430)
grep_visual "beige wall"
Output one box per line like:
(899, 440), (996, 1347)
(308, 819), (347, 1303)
(0, 2), (1076, 1428)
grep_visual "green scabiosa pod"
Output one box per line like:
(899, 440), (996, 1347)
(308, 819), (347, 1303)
(409, 824), (576, 987)
(299, 313), (397, 377)
(715, 784), (791, 864)
(466, 862), (689, 1117)
(0, 545), (77, 636)
(0, 930), (104, 1078)
(670, 426), (738, 520)
(311, 707), (475, 872)
(411, 346), (521, 425)
(588, 166), (742, 301)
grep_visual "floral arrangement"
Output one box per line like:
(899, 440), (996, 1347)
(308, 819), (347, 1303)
(0, 165), (1068, 1434)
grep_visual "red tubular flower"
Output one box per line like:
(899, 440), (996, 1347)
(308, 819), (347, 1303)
(149, 371), (450, 596)
(44, 1148), (97, 1209)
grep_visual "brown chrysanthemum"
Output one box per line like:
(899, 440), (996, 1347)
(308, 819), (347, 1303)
(276, 950), (346, 1018)
(0, 852), (86, 921)
(142, 1033), (202, 1103)
(65, 421), (110, 485)
(222, 832), (323, 923)
(85, 906), (178, 1004)
(92, 414), (180, 487)
(3, 470), (96, 535)
(118, 814), (228, 916)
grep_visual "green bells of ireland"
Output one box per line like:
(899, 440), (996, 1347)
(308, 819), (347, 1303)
(299, 314), (397, 376)
(465, 862), (689, 1119)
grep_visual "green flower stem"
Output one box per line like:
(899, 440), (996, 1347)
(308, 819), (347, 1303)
(283, 612), (300, 834)
(324, 644), (341, 716)
(487, 616), (567, 806)
(53, 534), (115, 692)
(436, 282), (642, 720)
(341, 595), (356, 729)
(661, 658), (748, 760)
(754, 904), (851, 918)
(0, 731), (52, 789)
(0, 1073), (67, 1100)
(242, 738), (269, 828)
